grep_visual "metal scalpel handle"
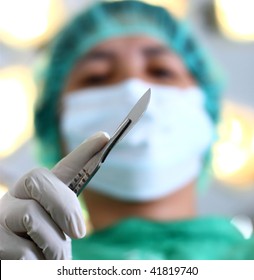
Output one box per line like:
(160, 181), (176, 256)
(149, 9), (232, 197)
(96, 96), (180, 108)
(67, 89), (151, 196)
(68, 118), (131, 196)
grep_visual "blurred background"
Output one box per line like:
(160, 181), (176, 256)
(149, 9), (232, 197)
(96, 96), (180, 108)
(0, 0), (254, 236)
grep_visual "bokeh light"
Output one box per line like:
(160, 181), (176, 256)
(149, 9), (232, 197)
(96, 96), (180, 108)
(0, 66), (36, 157)
(0, 0), (65, 48)
(106, 0), (188, 19)
(0, 184), (7, 199)
(215, 0), (254, 41)
(143, 0), (188, 19)
(212, 101), (254, 187)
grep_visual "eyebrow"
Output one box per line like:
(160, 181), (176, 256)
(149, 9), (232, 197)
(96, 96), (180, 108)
(142, 45), (171, 57)
(78, 44), (171, 65)
(84, 50), (115, 61)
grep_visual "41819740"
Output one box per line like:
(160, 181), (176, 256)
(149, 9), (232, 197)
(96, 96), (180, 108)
(149, 266), (198, 276)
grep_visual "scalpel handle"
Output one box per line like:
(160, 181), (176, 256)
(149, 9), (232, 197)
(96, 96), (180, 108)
(68, 118), (131, 196)
(68, 154), (102, 196)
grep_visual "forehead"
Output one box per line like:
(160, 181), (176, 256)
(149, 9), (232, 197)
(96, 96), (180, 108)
(89, 36), (167, 51)
(83, 35), (173, 59)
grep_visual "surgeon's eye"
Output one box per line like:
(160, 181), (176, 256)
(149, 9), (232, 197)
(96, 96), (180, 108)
(84, 74), (110, 85)
(149, 68), (175, 79)
(150, 68), (173, 78)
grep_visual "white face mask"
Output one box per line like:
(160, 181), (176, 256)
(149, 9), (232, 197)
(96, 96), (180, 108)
(61, 78), (214, 201)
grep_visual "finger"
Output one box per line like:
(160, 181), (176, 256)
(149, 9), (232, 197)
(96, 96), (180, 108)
(0, 193), (71, 259)
(0, 224), (44, 260)
(9, 169), (86, 238)
(52, 131), (109, 185)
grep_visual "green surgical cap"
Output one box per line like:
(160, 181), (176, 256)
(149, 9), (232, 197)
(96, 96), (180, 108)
(34, 0), (223, 168)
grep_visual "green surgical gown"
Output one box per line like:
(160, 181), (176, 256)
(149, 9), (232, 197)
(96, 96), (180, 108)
(72, 216), (254, 260)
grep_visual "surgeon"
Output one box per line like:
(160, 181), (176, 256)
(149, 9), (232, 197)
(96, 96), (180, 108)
(1, 0), (254, 260)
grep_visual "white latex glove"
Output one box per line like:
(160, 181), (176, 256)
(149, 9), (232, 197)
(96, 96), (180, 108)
(0, 132), (109, 260)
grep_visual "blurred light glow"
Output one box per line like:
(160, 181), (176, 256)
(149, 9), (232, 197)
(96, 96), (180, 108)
(230, 119), (243, 144)
(214, 143), (248, 175)
(106, 0), (188, 19)
(215, 0), (254, 41)
(0, 184), (7, 199)
(0, 0), (65, 48)
(212, 101), (254, 187)
(143, 0), (188, 19)
(0, 66), (36, 157)
(231, 215), (253, 239)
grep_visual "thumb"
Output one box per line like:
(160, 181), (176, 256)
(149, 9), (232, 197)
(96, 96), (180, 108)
(52, 131), (109, 185)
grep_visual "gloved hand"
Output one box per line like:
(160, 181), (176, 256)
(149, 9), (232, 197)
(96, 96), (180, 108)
(0, 132), (109, 260)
